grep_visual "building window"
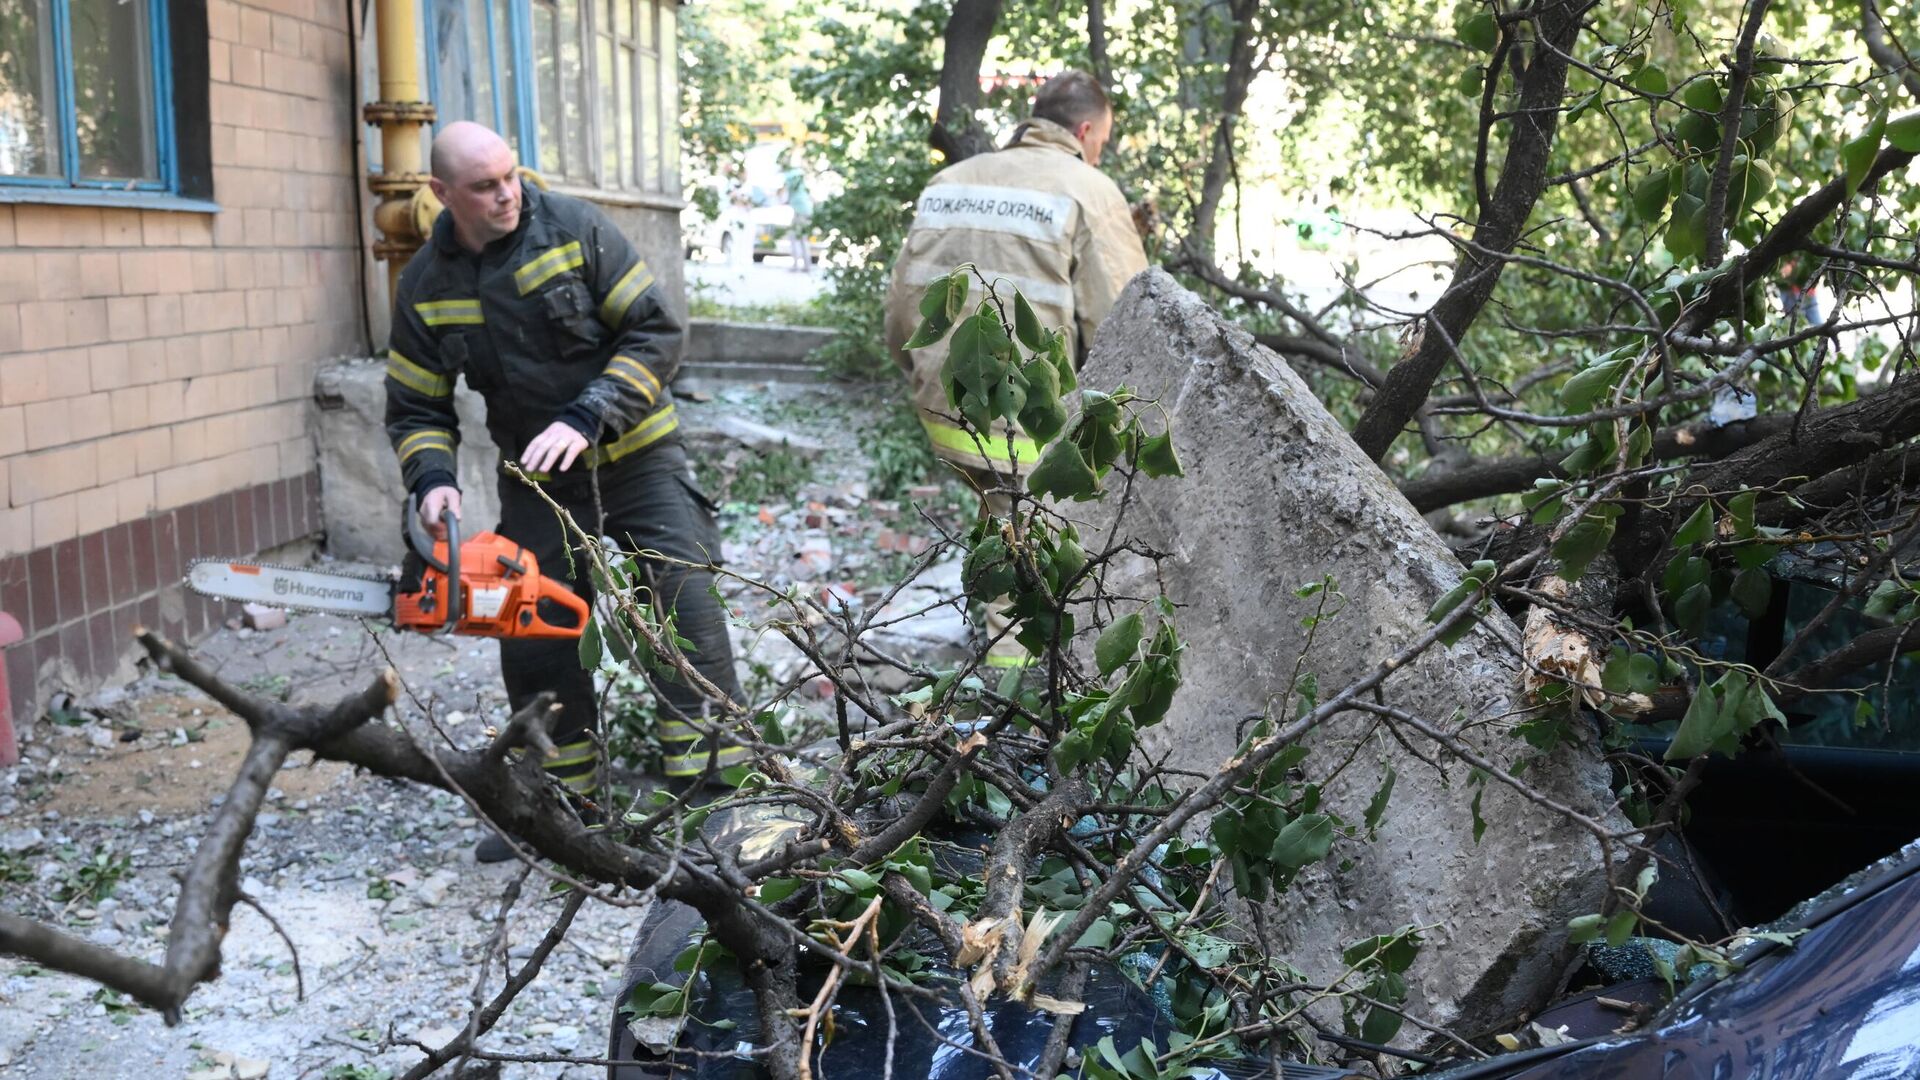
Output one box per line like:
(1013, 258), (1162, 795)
(0, 0), (175, 191)
(424, 0), (675, 196)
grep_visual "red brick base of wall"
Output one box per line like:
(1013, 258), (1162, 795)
(0, 472), (323, 734)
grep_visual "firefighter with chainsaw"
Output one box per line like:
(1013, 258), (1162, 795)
(385, 122), (747, 859)
(884, 70), (1148, 670)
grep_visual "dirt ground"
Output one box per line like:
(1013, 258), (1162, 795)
(0, 384), (973, 1079)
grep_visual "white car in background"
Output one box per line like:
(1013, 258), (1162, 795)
(681, 141), (829, 263)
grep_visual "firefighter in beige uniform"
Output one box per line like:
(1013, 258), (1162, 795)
(884, 70), (1148, 668)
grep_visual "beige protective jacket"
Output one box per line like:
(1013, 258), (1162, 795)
(885, 118), (1148, 474)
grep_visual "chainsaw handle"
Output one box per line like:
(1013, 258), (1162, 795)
(404, 492), (450, 575)
(522, 571), (591, 638)
(402, 493), (461, 632)
(443, 507), (462, 631)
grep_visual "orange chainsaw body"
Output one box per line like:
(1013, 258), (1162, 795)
(392, 532), (588, 640)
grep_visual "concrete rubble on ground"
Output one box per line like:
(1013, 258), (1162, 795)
(1077, 269), (1627, 1038)
(0, 381), (971, 1078)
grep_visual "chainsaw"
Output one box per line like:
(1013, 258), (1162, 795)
(186, 494), (588, 639)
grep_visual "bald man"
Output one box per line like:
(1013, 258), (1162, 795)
(385, 123), (747, 859)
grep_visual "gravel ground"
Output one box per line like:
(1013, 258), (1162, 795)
(0, 383), (972, 1080)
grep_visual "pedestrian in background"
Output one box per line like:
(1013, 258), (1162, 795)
(781, 145), (815, 274)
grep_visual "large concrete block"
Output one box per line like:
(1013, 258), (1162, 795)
(1077, 270), (1624, 1038)
(312, 359), (502, 563)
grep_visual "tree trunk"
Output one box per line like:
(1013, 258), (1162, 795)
(1087, 0), (1112, 92)
(929, 0), (1005, 163)
(1347, 5), (1587, 463)
(1189, 0), (1259, 255)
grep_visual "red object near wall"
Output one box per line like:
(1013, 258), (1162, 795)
(0, 611), (22, 767)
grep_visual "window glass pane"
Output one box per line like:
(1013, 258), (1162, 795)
(636, 0), (651, 49)
(533, 1), (560, 173)
(558, 0), (587, 180)
(491, 0), (519, 151)
(659, 1), (676, 190)
(614, 0), (630, 40)
(0, 0), (62, 177)
(70, 0), (159, 181)
(639, 50), (657, 191)
(432, 0), (477, 124)
(616, 45), (633, 189)
(596, 32), (617, 185)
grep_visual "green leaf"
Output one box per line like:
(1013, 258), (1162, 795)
(1888, 109), (1920, 152)
(944, 270), (971, 322)
(1672, 501), (1713, 548)
(1135, 432), (1183, 478)
(1604, 909), (1638, 947)
(1360, 1004), (1404, 1045)
(1013, 291), (1044, 352)
(1664, 193), (1706, 262)
(1731, 567), (1771, 619)
(1667, 670), (1737, 760)
(1663, 555), (1708, 604)
(1865, 580), (1914, 620)
(1567, 912), (1605, 944)
(1426, 580), (1478, 624)
(1633, 64), (1669, 95)
(1074, 918), (1116, 950)
(577, 615), (603, 670)
(1027, 439), (1100, 501)
(1455, 64), (1485, 98)
(917, 274), (953, 323)
(1560, 356), (1629, 412)
(1457, 9), (1497, 52)
(1553, 516), (1615, 581)
(1015, 357), (1067, 446)
(902, 317), (946, 351)
(1728, 490), (1756, 540)
(1673, 581), (1711, 637)
(1632, 168), (1674, 222)
(1627, 652), (1660, 694)
(1364, 764), (1396, 836)
(1270, 813), (1334, 868)
(1095, 613), (1145, 677)
(1842, 107), (1888, 198)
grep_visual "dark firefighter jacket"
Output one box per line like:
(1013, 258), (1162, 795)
(384, 185), (682, 495)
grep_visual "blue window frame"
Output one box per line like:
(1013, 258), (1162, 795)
(422, 0), (673, 195)
(0, 0), (176, 193)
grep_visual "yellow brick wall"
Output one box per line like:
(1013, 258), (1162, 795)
(0, 0), (366, 559)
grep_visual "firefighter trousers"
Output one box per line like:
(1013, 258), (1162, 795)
(494, 441), (748, 788)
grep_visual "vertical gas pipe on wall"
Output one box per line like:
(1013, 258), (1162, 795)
(364, 0), (435, 299)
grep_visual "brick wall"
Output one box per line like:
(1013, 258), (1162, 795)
(0, 0), (366, 725)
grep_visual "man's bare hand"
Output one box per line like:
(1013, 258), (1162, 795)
(520, 421), (590, 475)
(419, 485), (463, 542)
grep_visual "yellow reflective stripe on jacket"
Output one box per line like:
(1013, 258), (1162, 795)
(522, 405), (679, 480)
(920, 417), (1039, 468)
(589, 404), (677, 466)
(396, 429), (454, 464)
(385, 350), (452, 397)
(414, 299), (484, 326)
(606, 355), (660, 405)
(598, 260), (655, 326)
(514, 241), (584, 295)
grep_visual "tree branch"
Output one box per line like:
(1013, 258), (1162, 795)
(1349, 3), (1592, 461)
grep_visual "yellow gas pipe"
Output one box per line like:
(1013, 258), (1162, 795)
(364, 0), (435, 300)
